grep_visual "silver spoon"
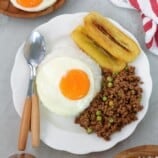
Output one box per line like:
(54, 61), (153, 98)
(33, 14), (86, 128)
(18, 31), (46, 151)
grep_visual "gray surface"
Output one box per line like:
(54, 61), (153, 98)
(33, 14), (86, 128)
(0, 0), (157, 157)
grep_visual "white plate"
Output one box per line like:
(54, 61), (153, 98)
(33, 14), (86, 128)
(10, 13), (152, 154)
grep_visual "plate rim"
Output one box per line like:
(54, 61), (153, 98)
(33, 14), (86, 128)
(10, 12), (153, 154)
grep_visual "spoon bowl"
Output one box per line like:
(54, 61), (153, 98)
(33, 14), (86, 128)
(24, 31), (46, 67)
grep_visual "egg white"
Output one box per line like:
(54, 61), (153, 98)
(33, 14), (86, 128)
(36, 46), (102, 117)
(10, 0), (57, 12)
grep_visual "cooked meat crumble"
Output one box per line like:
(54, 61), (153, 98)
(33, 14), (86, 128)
(75, 66), (143, 140)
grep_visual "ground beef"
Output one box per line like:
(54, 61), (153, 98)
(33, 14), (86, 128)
(75, 66), (143, 140)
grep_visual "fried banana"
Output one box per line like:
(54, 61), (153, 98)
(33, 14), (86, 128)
(71, 26), (126, 72)
(84, 12), (141, 62)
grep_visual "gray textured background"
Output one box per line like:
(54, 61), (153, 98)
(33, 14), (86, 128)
(0, 0), (157, 157)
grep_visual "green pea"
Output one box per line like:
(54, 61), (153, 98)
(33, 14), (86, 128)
(113, 72), (118, 76)
(138, 97), (142, 102)
(87, 128), (93, 134)
(96, 116), (102, 121)
(107, 82), (113, 88)
(125, 65), (128, 71)
(109, 117), (114, 123)
(118, 91), (122, 97)
(96, 110), (102, 116)
(109, 101), (114, 107)
(107, 76), (113, 82)
(102, 96), (107, 101)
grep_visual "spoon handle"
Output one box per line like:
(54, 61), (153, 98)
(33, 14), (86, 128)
(18, 97), (32, 151)
(31, 93), (40, 147)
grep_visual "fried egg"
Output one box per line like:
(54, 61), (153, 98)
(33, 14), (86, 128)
(10, 0), (57, 12)
(36, 46), (102, 116)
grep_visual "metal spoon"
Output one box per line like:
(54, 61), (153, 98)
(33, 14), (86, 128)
(9, 153), (36, 158)
(18, 31), (46, 151)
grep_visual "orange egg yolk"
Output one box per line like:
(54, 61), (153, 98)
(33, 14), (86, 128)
(17, 0), (42, 7)
(60, 69), (90, 100)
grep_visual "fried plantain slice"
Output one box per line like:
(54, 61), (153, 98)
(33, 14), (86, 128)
(71, 26), (126, 72)
(84, 12), (141, 62)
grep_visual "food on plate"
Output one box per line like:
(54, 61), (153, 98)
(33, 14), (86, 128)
(35, 12), (144, 141)
(72, 12), (140, 64)
(75, 66), (143, 140)
(36, 46), (102, 116)
(83, 12), (140, 62)
(71, 26), (126, 72)
(10, 0), (57, 12)
(71, 12), (141, 72)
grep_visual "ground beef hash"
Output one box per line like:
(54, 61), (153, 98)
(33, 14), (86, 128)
(75, 66), (143, 140)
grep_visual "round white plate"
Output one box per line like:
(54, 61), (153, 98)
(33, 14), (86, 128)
(10, 13), (152, 154)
